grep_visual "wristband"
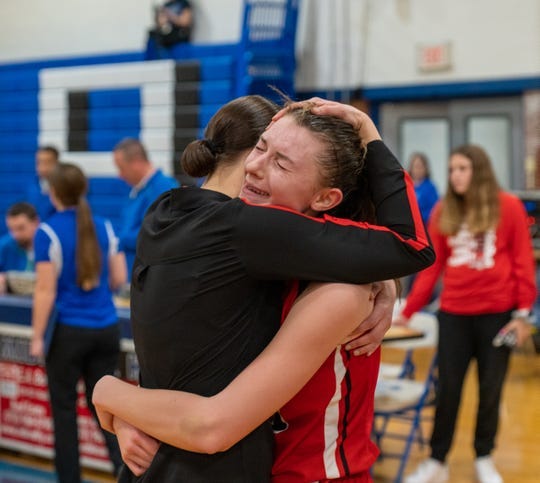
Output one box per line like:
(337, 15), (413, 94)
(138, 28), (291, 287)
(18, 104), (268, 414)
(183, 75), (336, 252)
(510, 309), (535, 325)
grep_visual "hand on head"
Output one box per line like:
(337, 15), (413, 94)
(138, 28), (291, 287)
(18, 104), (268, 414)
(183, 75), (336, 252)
(271, 97), (382, 143)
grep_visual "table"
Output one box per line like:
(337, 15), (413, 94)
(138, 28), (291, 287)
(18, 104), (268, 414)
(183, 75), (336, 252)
(383, 325), (424, 342)
(0, 294), (137, 472)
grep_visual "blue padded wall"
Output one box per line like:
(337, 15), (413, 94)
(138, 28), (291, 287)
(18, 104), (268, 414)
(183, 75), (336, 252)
(0, 46), (244, 234)
(0, 53), (143, 235)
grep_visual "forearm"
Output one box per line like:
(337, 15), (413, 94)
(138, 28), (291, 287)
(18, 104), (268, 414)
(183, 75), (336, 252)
(109, 252), (127, 291)
(93, 376), (217, 453)
(94, 283), (373, 454)
(32, 287), (55, 339)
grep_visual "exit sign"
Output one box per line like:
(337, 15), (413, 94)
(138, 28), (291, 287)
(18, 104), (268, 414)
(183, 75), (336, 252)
(417, 42), (452, 72)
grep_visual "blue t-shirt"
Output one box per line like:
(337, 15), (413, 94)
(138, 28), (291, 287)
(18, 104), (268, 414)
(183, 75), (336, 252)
(34, 209), (118, 328)
(0, 234), (34, 272)
(118, 169), (178, 275)
(26, 178), (56, 222)
(414, 178), (439, 224)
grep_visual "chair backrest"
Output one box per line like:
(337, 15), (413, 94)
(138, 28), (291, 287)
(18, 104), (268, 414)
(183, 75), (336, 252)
(235, 0), (300, 99)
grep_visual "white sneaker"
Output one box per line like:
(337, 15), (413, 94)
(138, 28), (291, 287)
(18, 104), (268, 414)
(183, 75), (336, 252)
(475, 456), (503, 483)
(404, 458), (449, 483)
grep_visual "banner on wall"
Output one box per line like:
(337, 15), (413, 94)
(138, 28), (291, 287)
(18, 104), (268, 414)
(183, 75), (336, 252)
(0, 328), (138, 471)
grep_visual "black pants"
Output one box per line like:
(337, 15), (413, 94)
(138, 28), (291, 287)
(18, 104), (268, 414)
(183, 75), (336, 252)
(430, 311), (511, 462)
(46, 322), (123, 483)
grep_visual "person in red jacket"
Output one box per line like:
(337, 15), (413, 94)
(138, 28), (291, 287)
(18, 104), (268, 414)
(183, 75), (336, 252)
(396, 145), (536, 483)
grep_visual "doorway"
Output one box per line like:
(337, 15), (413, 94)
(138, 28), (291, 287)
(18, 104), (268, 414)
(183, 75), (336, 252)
(379, 97), (524, 193)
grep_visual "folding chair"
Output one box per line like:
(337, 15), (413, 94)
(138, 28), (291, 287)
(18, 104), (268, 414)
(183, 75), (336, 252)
(378, 309), (438, 380)
(235, 0), (300, 101)
(373, 312), (439, 483)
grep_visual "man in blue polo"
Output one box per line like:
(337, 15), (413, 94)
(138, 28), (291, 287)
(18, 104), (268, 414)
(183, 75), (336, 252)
(27, 145), (59, 221)
(113, 138), (178, 278)
(0, 202), (40, 293)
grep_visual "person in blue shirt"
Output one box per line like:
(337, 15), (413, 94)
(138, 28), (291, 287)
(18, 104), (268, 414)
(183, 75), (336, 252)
(408, 152), (439, 224)
(0, 202), (39, 293)
(26, 145), (59, 221)
(29, 163), (127, 483)
(113, 138), (178, 277)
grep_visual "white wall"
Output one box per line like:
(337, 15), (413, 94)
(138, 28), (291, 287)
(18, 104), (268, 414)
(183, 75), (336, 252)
(362, 0), (540, 87)
(0, 0), (538, 90)
(0, 0), (243, 63)
(295, 0), (540, 90)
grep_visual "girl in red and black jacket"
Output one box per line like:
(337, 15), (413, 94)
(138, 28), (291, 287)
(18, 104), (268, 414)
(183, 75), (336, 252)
(397, 145), (536, 483)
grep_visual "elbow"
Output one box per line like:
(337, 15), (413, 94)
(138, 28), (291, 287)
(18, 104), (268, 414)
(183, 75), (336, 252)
(91, 375), (109, 409)
(423, 246), (436, 269)
(195, 434), (235, 455)
(409, 246), (436, 274)
(180, 413), (236, 455)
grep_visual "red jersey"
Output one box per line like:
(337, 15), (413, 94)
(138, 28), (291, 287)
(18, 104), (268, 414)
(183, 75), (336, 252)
(402, 191), (537, 318)
(272, 282), (380, 482)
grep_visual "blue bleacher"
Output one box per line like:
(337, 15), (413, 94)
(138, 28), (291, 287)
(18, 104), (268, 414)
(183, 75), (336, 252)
(89, 89), (141, 108)
(0, 91), (39, 112)
(88, 130), (141, 152)
(88, 178), (130, 234)
(89, 108), (142, 131)
(0, 112), (38, 132)
(0, 174), (31, 194)
(198, 80), (234, 104)
(0, 153), (35, 173)
(0, 70), (40, 92)
(0, 133), (38, 152)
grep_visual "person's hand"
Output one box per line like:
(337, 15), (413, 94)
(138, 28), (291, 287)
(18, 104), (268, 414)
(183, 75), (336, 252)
(271, 97), (382, 143)
(29, 336), (44, 359)
(113, 416), (161, 476)
(0, 273), (7, 294)
(343, 280), (396, 356)
(500, 317), (534, 347)
(392, 314), (410, 326)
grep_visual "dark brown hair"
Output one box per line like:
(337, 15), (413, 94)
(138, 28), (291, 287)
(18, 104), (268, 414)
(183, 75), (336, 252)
(181, 95), (279, 178)
(48, 163), (102, 291)
(37, 145), (60, 161)
(7, 202), (38, 221)
(439, 144), (500, 235)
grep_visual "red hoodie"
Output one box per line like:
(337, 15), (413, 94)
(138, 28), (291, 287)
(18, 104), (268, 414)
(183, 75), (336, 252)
(402, 191), (536, 319)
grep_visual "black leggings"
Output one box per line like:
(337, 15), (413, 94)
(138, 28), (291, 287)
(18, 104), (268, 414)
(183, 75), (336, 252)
(430, 310), (511, 462)
(46, 322), (122, 483)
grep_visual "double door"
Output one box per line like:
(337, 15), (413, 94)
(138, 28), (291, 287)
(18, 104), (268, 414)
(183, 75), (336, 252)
(379, 97), (524, 193)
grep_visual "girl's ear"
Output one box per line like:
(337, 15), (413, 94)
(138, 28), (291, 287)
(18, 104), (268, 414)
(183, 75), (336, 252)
(310, 187), (343, 213)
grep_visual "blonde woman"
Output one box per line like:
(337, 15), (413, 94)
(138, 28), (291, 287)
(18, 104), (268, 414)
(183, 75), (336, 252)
(396, 145), (536, 483)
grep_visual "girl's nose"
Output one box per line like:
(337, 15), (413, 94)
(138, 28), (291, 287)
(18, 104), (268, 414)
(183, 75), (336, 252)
(245, 152), (266, 179)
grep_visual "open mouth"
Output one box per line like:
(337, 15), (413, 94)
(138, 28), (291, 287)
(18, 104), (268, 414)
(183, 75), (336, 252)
(243, 183), (270, 197)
